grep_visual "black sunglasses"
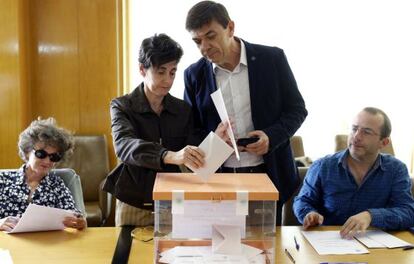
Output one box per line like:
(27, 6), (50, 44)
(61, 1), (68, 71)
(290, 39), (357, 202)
(33, 149), (63, 162)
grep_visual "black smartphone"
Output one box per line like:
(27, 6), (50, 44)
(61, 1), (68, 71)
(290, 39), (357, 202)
(236, 137), (259, 147)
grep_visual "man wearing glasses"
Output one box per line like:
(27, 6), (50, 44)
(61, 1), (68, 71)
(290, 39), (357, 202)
(294, 107), (414, 238)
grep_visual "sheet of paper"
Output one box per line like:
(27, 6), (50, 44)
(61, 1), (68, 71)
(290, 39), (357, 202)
(6, 204), (74, 233)
(172, 201), (246, 239)
(187, 131), (233, 181)
(212, 224), (242, 255)
(354, 230), (412, 248)
(302, 231), (369, 255)
(159, 244), (263, 264)
(210, 88), (240, 161)
(0, 249), (13, 264)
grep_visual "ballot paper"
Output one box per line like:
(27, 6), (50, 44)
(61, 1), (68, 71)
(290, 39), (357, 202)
(302, 231), (369, 255)
(212, 224), (242, 255)
(210, 88), (240, 161)
(354, 230), (412, 248)
(159, 243), (263, 264)
(187, 131), (233, 181)
(0, 249), (13, 264)
(5, 204), (75, 233)
(172, 200), (246, 239)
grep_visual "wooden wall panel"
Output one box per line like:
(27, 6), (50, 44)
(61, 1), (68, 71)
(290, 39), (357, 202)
(30, 0), (81, 131)
(0, 0), (28, 168)
(78, 0), (118, 165)
(0, 0), (121, 169)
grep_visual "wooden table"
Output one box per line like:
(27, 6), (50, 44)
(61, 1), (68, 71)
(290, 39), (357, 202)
(1, 226), (413, 263)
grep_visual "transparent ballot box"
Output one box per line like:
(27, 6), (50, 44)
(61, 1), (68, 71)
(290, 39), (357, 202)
(152, 173), (279, 263)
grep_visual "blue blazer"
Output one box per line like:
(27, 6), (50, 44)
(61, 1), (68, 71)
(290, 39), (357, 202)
(184, 40), (308, 203)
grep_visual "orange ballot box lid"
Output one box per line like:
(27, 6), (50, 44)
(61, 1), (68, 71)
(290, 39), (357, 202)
(153, 173), (278, 201)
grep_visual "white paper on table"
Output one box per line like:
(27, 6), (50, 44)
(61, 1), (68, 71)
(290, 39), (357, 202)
(212, 224), (242, 255)
(0, 249), (13, 264)
(172, 201), (246, 239)
(210, 88), (240, 161)
(159, 244), (262, 264)
(301, 231), (369, 255)
(6, 204), (75, 233)
(354, 230), (412, 248)
(187, 131), (233, 181)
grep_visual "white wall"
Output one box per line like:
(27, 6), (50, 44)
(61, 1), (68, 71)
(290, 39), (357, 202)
(129, 0), (414, 170)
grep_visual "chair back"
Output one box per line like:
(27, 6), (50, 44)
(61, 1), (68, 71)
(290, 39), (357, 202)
(58, 135), (110, 202)
(334, 134), (395, 155)
(52, 168), (86, 216)
(282, 167), (308, 225)
(291, 136), (305, 157)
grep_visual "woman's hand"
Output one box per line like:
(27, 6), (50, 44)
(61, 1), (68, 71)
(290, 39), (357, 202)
(163, 146), (205, 169)
(63, 215), (87, 230)
(0, 216), (19, 232)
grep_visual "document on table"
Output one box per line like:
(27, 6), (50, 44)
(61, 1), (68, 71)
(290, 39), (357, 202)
(5, 204), (75, 233)
(0, 249), (13, 264)
(187, 131), (234, 182)
(354, 230), (412, 248)
(172, 200), (246, 239)
(302, 231), (369, 255)
(210, 88), (240, 161)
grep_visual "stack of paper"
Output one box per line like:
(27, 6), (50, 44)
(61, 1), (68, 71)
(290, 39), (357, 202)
(354, 230), (412, 248)
(158, 244), (264, 264)
(301, 231), (369, 255)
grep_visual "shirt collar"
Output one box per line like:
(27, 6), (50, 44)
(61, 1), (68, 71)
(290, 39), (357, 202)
(129, 83), (179, 115)
(213, 38), (248, 74)
(338, 149), (384, 171)
(20, 164), (53, 186)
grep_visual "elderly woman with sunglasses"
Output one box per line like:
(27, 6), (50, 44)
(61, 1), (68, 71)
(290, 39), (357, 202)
(0, 118), (86, 231)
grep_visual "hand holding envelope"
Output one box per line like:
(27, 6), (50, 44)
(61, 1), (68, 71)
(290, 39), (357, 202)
(212, 224), (242, 255)
(187, 131), (233, 181)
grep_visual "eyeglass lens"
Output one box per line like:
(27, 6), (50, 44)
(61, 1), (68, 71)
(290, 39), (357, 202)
(34, 149), (62, 162)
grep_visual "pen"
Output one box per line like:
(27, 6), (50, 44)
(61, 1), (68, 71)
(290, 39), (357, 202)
(284, 248), (296, 264)
(402, 245), (414, 251)
(294, 235), (300, 251)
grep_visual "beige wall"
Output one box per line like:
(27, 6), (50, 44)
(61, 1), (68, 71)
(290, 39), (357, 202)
(0, 0), (122, 169)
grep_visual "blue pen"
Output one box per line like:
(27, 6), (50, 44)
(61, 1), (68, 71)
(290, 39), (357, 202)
(294, 236), (300, 251)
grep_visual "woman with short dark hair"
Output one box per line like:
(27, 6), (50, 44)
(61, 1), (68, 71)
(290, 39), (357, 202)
(103, 34), (209, 226)
(0, 118), (86, 231)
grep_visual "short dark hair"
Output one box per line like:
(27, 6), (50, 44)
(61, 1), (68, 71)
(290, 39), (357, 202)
(138, 33), (183, 69)
(363, 107), (392, 139)
(185, 1), (231, 31)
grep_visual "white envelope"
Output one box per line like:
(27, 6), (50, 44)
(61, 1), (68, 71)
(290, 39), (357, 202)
(212, 224), (242, 255)
(188, 131), (233, 181)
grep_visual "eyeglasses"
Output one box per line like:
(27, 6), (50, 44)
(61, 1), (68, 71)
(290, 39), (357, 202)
(33, 149), (63, 162)
(351, 125), (380, 137)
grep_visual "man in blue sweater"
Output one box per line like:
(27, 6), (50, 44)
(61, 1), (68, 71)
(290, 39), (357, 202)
(294, 107), (414, 238)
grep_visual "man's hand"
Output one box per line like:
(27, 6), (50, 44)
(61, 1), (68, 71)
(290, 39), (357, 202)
(215, 121), (231, 145)
(340, 211), (372, 239)
(244, 130), (269, 155)
(164, 146), (205, 169)
(303, 211), (324, 229)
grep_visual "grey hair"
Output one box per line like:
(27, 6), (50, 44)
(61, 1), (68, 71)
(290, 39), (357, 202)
(18, 117), (74, 162)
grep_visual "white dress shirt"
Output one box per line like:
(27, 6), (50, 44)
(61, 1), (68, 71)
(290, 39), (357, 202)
(214, 40), (264, 168)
